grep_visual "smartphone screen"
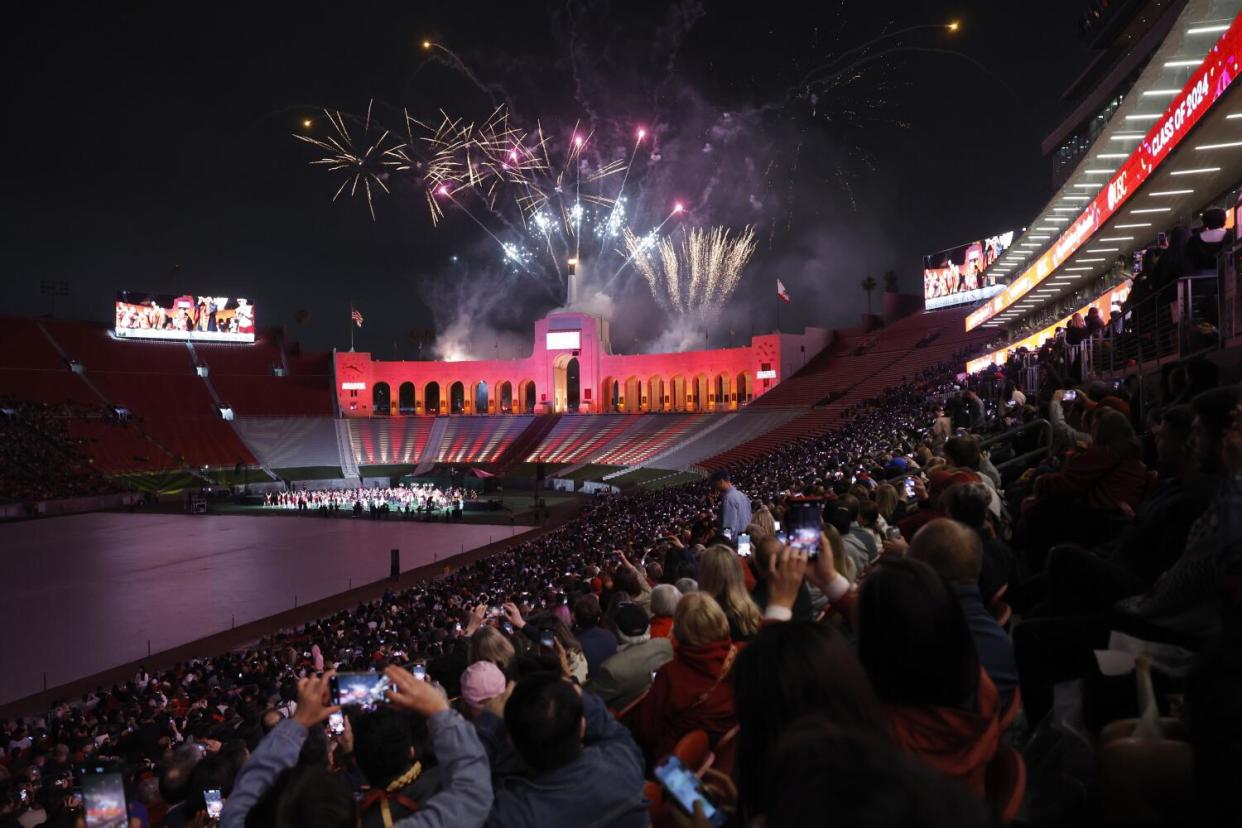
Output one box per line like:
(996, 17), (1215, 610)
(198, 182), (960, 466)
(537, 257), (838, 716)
(327, 711), (345, 735)
(78, 763), (127, 828)
(903, 476), (917, 499)
(204, 789), (223, 820)
(330, 672), (392, 711)
(1063, 390), (1077, 402)
(772, 520), (780, 531)
(736, 533), (751, 557)
(654, 756), (726, 827)
(412, 662), (428, 682)
(786, 500), (822, 558)
(540, 630), (556, 650)
(721, 527), (733, 540)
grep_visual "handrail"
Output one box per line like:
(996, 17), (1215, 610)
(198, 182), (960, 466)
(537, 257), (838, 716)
(1086, 271), (1219, 379)
(978, 417), (1053, 472)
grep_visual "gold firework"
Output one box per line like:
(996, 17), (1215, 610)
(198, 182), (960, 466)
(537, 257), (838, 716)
(293, 100), (409, 220)
(626, 225), (757, 315)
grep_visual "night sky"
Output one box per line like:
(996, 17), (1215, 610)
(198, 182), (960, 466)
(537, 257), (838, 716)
(6, 1), (1093, 356)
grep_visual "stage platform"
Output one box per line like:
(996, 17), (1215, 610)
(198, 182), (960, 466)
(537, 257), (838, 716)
(0, 513), (530, 705)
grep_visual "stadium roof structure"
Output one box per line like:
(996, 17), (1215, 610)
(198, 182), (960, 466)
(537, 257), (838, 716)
(970, 1), (1242, 338)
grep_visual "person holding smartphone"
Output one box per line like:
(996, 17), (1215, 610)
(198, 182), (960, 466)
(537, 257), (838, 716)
(1049, 388), (1092, 453)
(220, 669), (493, 828)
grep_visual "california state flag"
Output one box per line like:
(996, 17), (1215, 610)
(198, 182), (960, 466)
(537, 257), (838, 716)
(776, 279), (791, 303)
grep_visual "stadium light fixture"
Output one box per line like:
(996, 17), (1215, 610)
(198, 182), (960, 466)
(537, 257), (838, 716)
(1096, 153), (1128, 160)
(1196, 140), (1242, 150)
(1148, 189), (1195, 196)
(1171, 167), (1221, 175)
(1097, 236), (1134, 242)
(1124, 114), (1161, 121)
(1164, 58), (1204, 68)
(1187, 23), (1231, 35)
(1114, 223), (1152, 228)
(1141, 89), (1181, 97)
(1086, 248), (1120, 253)
(1130, 207), (1172, 214)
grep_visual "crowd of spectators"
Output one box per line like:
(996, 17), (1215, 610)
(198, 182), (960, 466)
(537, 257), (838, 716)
(0, 399), (118, 504)
(2, 350), (1241, 826)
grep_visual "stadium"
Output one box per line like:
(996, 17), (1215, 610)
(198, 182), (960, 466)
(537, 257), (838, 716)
(5, 1), (1242, 826)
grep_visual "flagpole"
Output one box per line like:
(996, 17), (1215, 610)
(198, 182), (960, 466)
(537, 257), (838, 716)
(349, 303), (355, 352)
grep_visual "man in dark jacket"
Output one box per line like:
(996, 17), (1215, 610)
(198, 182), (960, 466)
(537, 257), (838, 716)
(572, 594), (618, 678)
(477, 675), (648, 827)
(353, 708), (441, 828)
(908, 519), (1019, 709)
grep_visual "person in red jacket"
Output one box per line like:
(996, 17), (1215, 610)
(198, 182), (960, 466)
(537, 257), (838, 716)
(634, 592), (739, 762)
(858, 556), (1000, 797)
(1023, 408), (1152, 553)
(648, 584), (680, 641)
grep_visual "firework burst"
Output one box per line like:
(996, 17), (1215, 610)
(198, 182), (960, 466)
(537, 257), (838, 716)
(293, 101), (410, 220)
(626, 225), (757, 315)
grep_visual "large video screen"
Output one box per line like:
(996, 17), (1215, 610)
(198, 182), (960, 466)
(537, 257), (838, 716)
(114, 292), (255, 342)
(923, 231), (1015, 310)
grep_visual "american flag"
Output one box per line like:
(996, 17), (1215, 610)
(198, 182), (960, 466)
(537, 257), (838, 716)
(350, 307), (364, 327)
(776, 279), (791, 304)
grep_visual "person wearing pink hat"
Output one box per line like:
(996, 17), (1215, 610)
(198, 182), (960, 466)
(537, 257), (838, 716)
(459, 661), (509, 719)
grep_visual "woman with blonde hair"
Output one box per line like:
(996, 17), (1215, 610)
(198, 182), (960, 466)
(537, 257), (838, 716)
(467, 624), (515, 674)
(822, 524), (857, 584)
(874, 483), (898, 523)
(697, 544), (762, 641)
(750, 503), (776, 539)
(636, 592), (739, 760)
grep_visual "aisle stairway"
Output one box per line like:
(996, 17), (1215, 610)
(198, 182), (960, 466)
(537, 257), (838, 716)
(491, 414), (562, 477)
(413, 417), (450, 475)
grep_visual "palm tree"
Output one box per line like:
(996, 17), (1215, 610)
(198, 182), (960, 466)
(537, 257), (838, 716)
(860, 275), (877, 313)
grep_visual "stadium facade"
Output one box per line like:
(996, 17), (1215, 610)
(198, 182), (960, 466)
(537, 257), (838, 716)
(334, 310), (832, 416)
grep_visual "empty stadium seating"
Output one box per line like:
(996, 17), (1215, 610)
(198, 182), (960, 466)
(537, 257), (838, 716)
(196, 341), (333, 416)
(348, 417), (437, 465)
(641, 408), (805, 471)
(66, 418), (179, 474)
(527, 414), (639, 463)
(595, 415), (710, 466)
(525, 413), (715, 466)
(435, 415), (534, 463)
(4, 320), (344, 472)
(234, 417), (343, 470)
(699, 308), (990, 470)
(0, 318), (102, 406)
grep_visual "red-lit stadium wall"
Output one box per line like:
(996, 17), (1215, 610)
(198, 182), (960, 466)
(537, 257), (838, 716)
(334, 312), (831, 416)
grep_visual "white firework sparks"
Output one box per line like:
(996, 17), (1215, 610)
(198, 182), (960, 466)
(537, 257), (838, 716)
(626, 225), (758, 315)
